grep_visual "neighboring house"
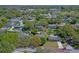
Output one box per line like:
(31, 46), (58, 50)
(48, 35), (64, 49)
(28, 9), (35, 11)
(51, 14), (57, 19)
(19, 9), (25, 13)
(35, 24), (44, 31)
(27, 16), (35, 21)
(57, 23), (65, 27)
(63, 16), (69, 23)
(36, 32), (45, 38)
(48, 35), (61, 41)
(28, 17), (33, 20)
(40, 13), (51, 18)
(72, 24), (79, 29)
(49, 9), (60, 13)
(1, 25), (9, 30)
(7, 17), (24, 32)
(48, 24), (57, 29)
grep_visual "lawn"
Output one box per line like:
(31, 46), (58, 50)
(36, 41), (58, 52)
(43, 41), (58, 49)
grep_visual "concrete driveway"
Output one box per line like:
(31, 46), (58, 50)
(57, 41), (64, 49)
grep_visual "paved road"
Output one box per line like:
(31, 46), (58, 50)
(13, 47), (37, 53)
(66, 45), (74, 50)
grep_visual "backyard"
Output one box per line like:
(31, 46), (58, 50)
(43, 41), (58, 49)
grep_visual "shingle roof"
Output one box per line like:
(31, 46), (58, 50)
(48, 24), (57, 29)
(48, 35), (61, 41)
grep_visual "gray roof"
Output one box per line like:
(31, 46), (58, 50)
(7, 17), (24, 28)
(48, 24), (57, 29)
(36, 25), (43, 28)
(9, 17), (23, 22)
(49, 9), (60, 12)
(28, 17), (33, 20)
(37, 32), (45, 38)
(35, 25), (44, 30)
(48, 35), (61, 41)
(75, 24), (79, 28)
(51, 14), (57, 18)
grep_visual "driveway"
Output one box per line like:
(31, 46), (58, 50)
(65, 45), (79, 53)
(57, 41), (64, 49)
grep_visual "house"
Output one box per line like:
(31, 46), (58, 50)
(7, 17), (24, 32)
(49, 9), (60, 13)
(27, 16), (35, 21)
(48, 35), (64, 49)
(51, 14), (57, 19)
(28, 17), (33, 20)
(35, 24), (44, 31)
(63, 16), (69, 23)
(28, 9), (35, 11)
(40, 13), (51, 18)
(48, 24), (57, 29)
(48, 35), (61, 41)
(57, 23), (65, 27)
(71, 24), (79, 29)
(36, 32), (45, 38)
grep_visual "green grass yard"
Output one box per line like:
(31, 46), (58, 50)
(43, 41), (58, 49)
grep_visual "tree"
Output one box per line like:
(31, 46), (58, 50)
(18, 38), (30, 47)
(55, 24), (79, 48)
(0, 17), (8, 28)
(31, 28), (38, 35)
(6, 8), (22, 18)
(40, 37), (46, 46)
(0, 40), (15, 53)
(18, 32), (30, 47)
(38, 19), (49, 27)
(31, 35), (41, 47)
(0, 23), (3, 28)
(22, 27), (30, 32)
(24, 20), (35, 28)
(0, 32), (19, 53)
